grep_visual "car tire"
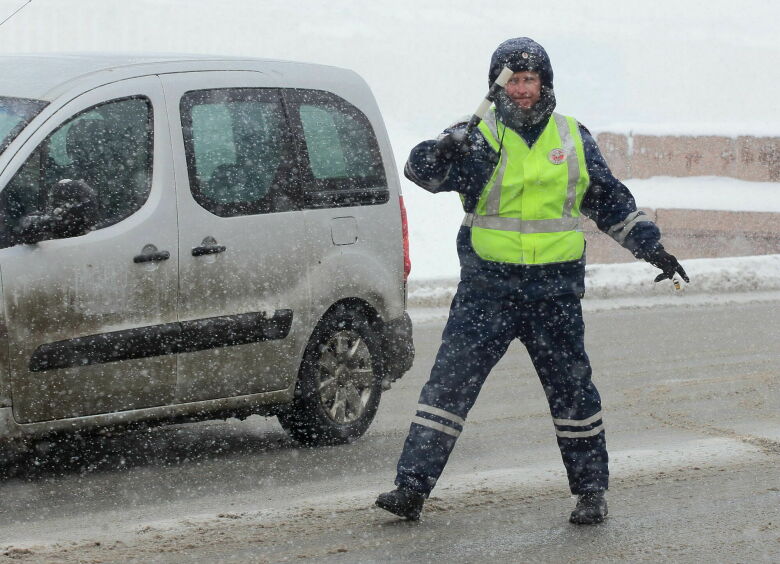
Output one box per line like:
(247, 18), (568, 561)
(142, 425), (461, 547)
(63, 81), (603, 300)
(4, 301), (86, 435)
(278, 305), (383, 446)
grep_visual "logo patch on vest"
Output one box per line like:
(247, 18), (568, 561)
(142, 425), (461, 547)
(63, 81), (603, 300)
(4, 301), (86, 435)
(548, 148), (566, 165)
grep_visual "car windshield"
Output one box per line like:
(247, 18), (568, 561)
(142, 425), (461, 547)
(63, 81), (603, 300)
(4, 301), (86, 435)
(0, 96), (48, 154)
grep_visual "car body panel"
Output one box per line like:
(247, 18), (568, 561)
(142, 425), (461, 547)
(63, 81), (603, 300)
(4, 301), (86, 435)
(160, 71), (311, 403)
(0, 75), (179, 423)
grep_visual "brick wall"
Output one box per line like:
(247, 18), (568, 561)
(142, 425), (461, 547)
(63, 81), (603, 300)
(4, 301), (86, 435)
(586, 133), (780, 263)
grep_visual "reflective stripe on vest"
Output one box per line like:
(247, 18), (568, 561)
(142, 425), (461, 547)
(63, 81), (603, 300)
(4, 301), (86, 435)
(463, 213), (581, 233)
(469, 110), (590, 265)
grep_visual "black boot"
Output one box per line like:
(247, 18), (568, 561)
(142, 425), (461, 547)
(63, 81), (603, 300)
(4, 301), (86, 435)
(375, 487), (426, 520)
(569, 491), (608, 524)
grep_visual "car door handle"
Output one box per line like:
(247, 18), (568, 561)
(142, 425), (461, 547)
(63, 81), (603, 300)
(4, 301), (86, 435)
(191, 244), (226, 256)
(133, 249), (171, 263)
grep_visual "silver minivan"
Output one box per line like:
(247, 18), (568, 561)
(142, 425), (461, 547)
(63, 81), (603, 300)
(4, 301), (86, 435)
(0, 54), (413, 450)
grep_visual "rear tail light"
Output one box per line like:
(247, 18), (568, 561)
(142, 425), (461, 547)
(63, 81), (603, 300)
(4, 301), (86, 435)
(399, 195), (411, 280)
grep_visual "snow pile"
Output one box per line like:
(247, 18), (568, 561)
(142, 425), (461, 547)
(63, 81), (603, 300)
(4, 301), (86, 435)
(584, 254), (780, 299)
(408, 254), (780, 309)
(407, 278), (461, 309)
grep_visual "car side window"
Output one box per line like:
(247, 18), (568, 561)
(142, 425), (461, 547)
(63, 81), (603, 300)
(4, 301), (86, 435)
(0, 97), (153, 248)
(180, 88), (297, 217)
(286, 89), (388, 209)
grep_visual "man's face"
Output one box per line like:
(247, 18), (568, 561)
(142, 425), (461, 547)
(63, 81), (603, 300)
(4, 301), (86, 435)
(504, 71), (542, 109)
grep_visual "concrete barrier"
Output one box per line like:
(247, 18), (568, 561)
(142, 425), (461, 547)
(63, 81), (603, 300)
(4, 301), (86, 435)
(595, 132), (780, 182)
(583, 208), (780, 264)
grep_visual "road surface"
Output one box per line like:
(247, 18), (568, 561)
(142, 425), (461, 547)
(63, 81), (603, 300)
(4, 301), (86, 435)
(0, 299), (778, 563)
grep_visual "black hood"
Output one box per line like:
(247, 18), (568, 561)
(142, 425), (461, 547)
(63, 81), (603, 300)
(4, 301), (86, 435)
(489, 37), (553, 89)
(489, 37), (556, 130)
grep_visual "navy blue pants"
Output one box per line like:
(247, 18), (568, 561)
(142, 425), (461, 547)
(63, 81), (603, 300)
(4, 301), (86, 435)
(395, 280), (609, 496)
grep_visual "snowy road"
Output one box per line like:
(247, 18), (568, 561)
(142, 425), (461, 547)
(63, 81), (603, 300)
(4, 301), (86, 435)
(0, 299), (778, 562)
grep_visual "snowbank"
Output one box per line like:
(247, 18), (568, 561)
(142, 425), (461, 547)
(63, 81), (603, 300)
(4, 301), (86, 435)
(584, 254), (780, 298)
(408, 254), (780, 309)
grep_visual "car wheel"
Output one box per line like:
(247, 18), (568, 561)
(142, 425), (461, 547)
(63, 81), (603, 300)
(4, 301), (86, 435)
(278, 306), (383, 446)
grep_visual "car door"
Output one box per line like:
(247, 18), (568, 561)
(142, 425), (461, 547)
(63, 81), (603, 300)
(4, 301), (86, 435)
(160, 72), (309, 403)
(0, 76), (179, 423)
(281, 89), (395, 318)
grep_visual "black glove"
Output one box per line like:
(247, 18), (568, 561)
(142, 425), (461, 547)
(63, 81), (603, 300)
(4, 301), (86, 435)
(643, 246), (690, 283)
(432, 130), (473, 162)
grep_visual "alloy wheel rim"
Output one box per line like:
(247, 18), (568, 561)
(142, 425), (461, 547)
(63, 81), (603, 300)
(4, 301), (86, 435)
(315, 329), (375, 424)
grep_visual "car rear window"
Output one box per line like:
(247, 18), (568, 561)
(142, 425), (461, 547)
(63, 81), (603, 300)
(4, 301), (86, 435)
(285, 89), (388, 209)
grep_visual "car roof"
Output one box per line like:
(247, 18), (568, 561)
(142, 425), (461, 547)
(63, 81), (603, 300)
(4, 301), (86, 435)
(0, 52), (342, 101)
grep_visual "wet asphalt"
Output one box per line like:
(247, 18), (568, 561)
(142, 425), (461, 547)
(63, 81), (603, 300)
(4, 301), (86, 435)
(0, 299), (778, 563)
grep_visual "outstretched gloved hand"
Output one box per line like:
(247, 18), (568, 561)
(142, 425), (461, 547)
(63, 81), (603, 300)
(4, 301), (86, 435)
(643, 246), (689, 283)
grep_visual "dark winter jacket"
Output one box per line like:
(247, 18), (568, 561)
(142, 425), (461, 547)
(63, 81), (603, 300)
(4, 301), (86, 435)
(404, 118), (662, 302)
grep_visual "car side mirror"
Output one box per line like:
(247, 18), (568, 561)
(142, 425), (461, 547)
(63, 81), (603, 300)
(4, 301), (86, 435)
(17, 179), (99, 244)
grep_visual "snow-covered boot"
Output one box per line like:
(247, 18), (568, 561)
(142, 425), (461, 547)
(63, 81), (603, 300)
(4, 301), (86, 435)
(569, 491), (608, 524)
(375, 487), (426, 520)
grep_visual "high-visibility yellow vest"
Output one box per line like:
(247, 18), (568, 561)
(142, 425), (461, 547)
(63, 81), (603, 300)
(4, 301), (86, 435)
(463, 110), (590, 265)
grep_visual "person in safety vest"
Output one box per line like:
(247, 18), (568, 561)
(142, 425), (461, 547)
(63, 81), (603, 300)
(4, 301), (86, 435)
(375, 37), (689, 524)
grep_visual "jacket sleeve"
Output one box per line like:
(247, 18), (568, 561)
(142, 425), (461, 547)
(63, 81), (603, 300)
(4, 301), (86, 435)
(579, 124), (661, 258)
(403, 123), (496, 206)
(403, 138), (455, 193)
